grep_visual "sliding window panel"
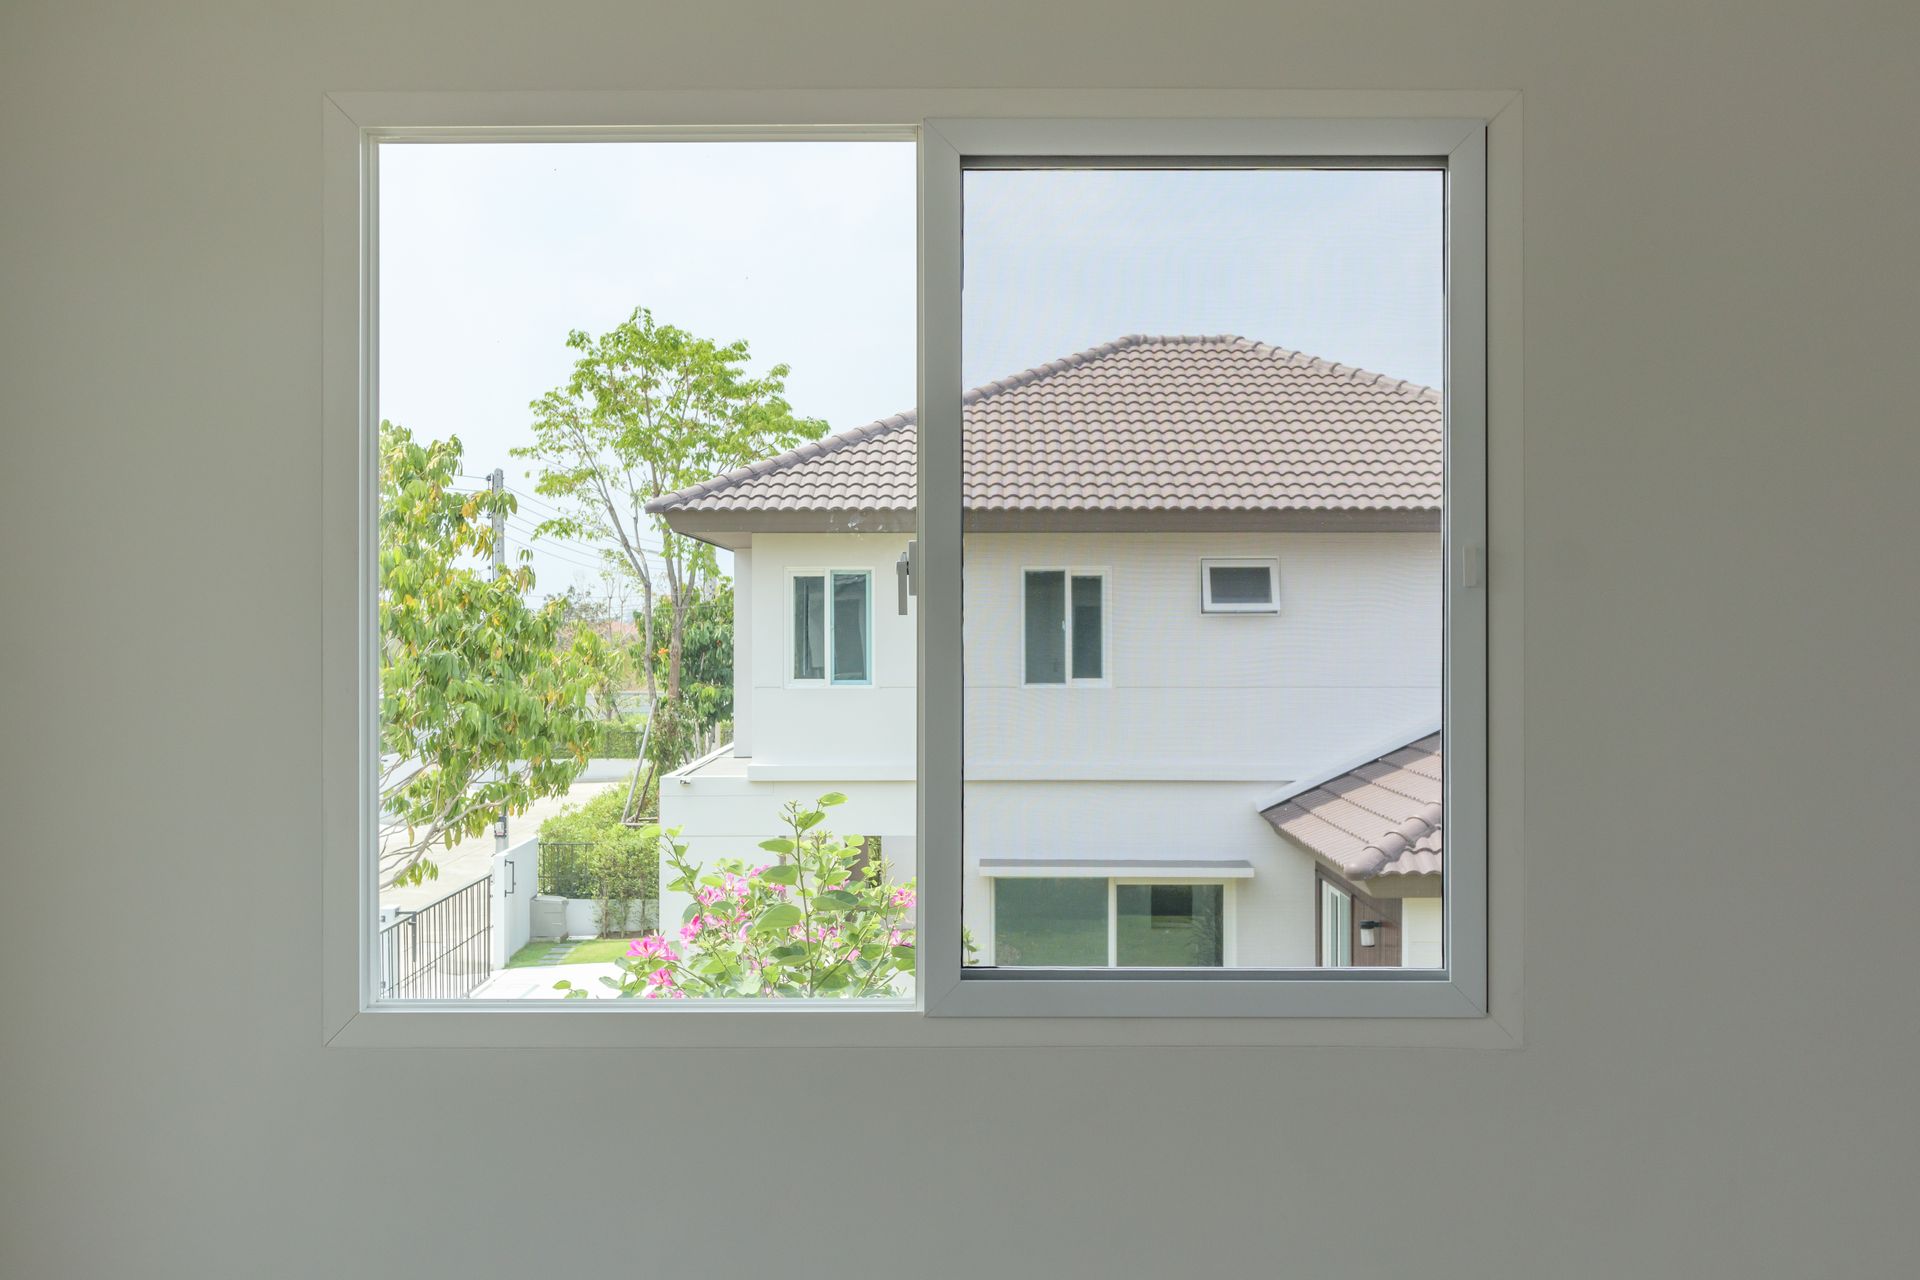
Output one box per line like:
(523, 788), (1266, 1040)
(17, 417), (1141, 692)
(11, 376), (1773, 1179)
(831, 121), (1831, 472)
(373, 138), (917, 1003)
(958, 160), (1447, 979)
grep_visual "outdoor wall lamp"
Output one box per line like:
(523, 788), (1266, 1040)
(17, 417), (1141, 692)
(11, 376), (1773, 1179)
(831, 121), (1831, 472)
(1358, 920), (1382, 948)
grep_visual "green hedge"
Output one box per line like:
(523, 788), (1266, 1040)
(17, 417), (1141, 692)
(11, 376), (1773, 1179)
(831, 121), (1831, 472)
(537, 787), (658, 906)
(581, 717), (647, 758)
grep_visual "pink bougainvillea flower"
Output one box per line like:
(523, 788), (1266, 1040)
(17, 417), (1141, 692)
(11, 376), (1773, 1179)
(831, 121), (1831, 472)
(890, 888), (916, 909)
(628, 934), (680, 963)
(679, 920), (703, 944)
(695, 886), (725, 907)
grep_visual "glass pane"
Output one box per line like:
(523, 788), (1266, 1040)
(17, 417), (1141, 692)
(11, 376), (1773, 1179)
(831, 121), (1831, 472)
(1116, 884), (1224, 967)
(1320, 882), (1353, 968)
(963, 166), (1444, 972)
(376, 138), (916, 1001)
(1024, 570), (1066, 684)
(993, 878), (1107, 966)
(793, 575), (826, 681)
(831, 571), (869, 683)
(1208, 565), (1272, 606)
(1070, 574), (1103, 679)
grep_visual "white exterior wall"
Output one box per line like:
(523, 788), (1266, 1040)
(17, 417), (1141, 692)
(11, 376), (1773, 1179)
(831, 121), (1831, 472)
(659, 765), (916, 938)
(665, 528), (1438, 964)
(738, 528), (1439, 777)
(731, 548), (752, 756)
(961, 780), (1320, 966)
(746, 532), (916, 772)
(1401, 895), (1444, 969)
(963, 532), (1441, 779)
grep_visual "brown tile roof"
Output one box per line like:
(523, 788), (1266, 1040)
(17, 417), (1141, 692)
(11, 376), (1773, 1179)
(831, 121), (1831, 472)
(1258, 731), (1442, 879)
(647, 335), (1440, 523)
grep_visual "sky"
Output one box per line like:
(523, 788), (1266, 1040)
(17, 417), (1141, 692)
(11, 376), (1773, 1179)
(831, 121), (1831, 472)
(379, 142), (1440, 605)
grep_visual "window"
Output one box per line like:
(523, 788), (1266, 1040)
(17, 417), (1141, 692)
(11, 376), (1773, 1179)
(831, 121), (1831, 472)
(793, 570), (871, 685)
(936, 115), (1487, 1021)
(993, 878), (1227, 967)
(1023, 569), (1105, 684)
(1116, 883), (1225, 967)
(363, 134), (916, 1008)
(792, 574), (826, 680)
(992, 878), (1108, 966)
(1201, 558), (1279, 613)
(1319, 880), (1353, 968)
(327, 103), (1499, 1040)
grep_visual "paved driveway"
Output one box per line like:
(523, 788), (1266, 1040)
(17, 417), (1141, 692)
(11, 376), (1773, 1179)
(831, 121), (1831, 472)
(379, 772), (629, 912)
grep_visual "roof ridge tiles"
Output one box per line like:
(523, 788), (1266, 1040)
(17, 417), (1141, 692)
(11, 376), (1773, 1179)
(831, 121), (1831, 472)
(647, 333), (1441, 516)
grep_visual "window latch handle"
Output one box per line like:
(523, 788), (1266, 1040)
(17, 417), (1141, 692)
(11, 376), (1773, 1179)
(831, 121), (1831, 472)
(897, 541), (916, 615)
(1459, 543), (1486, 589)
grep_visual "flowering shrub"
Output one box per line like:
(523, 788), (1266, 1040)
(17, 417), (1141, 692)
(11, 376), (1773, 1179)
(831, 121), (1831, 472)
(553, 793), (914, 1000)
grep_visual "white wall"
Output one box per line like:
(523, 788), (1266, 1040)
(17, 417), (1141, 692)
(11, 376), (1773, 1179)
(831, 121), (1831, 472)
(963, 531), (1438, 777)
(5, 4), (1917, 1278)
(746, 531), (915, 768)
(745, 529), (1438, 776)
(489, 837), (540, 968)
(732, 547), (752, 756)
(963, 779), (1320, 966)
(659, 770), (917, 936)
(735, 529), (1432, 963)
(1401, 895), (1443, 970)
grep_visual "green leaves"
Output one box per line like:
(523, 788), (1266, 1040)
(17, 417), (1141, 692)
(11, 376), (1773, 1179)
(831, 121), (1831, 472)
(756, 903), (803, 933)
(511, 307), (826, 716)
(377, 421), (597, 887)
(579, 795), (916, 1002)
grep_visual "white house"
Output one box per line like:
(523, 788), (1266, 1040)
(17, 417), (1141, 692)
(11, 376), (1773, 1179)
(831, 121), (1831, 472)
(648, 334), (1444, 969)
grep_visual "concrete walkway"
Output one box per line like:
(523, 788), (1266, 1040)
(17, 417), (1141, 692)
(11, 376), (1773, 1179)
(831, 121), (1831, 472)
(472, 961), (624, 1000)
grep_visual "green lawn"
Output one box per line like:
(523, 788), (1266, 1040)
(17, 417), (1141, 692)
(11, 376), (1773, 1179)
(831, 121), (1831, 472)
(505, 937), (638, 968)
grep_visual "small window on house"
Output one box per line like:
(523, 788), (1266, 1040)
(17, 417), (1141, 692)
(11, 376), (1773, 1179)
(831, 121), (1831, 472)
(993, 878), (1227, 967)
(1201, 558), (1279, 613)
(993, 878), (1108, 966)
(1023, 570), (1105, 684)
(793, 571), (871, 684)
(1116, 883), (1224, 967)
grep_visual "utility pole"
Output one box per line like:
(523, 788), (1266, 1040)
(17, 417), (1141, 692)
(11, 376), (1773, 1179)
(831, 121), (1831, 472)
(489, 467), (507, 578)
(490, 467), (509, 852)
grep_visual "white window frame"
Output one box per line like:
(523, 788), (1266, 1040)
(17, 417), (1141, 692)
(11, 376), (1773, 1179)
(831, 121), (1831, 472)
(786, 567), (873, 688)
(322, 89), (1520, 1050)
(1018, 566), (1110, 687)
(1320, 879), (1354, 968)
(1200, 557), (1281, 614)
(920, 117), (1490, 1020)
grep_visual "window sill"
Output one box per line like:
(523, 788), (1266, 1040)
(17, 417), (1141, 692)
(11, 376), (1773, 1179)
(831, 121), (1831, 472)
(327, 999), (1521, 1050)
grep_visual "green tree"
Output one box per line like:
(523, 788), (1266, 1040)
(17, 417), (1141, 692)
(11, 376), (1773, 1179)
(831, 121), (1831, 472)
(544, 583), (639, 721)
(511, 308), (825, 710)
(646, 580), (733, 729)
(378, 422), (601, 887)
